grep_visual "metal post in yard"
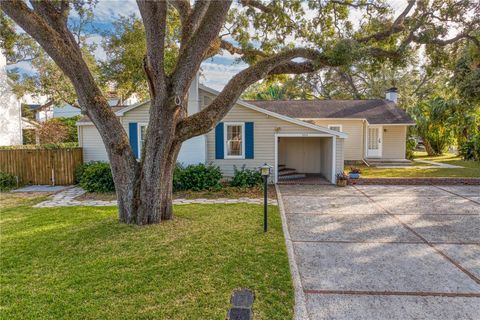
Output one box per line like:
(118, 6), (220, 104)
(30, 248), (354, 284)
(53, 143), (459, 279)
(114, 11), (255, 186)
(259, 163), (272, 233)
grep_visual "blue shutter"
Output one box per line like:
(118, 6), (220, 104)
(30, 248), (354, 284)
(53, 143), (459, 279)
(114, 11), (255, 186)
(129, 122), (139, 159)
(215, 122), (224, 159)
(245, 122), (254, 159)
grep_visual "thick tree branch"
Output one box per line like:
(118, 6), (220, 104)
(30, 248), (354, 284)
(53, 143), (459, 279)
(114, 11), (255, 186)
(172, 0), (232, 97)
(1, 0), (137, 184)
(239, 0), (272, 13)
(176, 48), (329, 140)
(137, 0), (168, 100)
(357, 0), (416, 43)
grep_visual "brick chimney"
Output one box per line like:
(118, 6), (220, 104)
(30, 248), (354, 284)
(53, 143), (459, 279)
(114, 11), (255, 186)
(385, 87), (398, 103)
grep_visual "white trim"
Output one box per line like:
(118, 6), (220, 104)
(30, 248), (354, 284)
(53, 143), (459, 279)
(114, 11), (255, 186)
(224, 122), (245, 159)
(328, 124), (343, 132)
(377, 123), (416, 126)
(199, 84), (348, 138)
(331, 136), (336, 183)
(137, 123), (148, 157)
(276, 133), (333, 137)
(274, 134), (278, 183)
(76, 121), (94, 126)
(300, 117), (367, 121)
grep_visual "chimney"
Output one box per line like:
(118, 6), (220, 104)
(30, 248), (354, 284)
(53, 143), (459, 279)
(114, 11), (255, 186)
(385, 87), (398, 103)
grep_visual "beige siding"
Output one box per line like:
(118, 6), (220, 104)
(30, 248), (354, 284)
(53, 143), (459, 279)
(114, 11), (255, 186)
(279, 137), (322, 173)
(382, 125), (407, 159)
(121, 103), (149, 131)
(308, 119), (364, 160)
(205, 101), (319, 179)
(79, 125), (109, 162)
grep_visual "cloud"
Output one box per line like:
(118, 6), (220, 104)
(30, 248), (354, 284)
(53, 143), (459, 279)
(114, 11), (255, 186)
(6, 61), (36, 75)
(92, 0), (140, 21)
(86, 34), (107, 61)
(200, 60), (248, 91)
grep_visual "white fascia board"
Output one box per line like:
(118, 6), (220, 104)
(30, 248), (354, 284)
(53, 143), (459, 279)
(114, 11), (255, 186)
(199, 84), (348, 139)
(76, 121), (94, 126)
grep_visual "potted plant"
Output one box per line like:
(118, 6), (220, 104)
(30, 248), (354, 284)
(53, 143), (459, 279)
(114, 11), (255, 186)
(336, 172), (349, 187)
(348, 167), (361, 179)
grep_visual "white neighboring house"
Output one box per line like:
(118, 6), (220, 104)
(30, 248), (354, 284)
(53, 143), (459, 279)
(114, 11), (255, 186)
(0, 51), (22, 146)
(25, 94), (139, 122)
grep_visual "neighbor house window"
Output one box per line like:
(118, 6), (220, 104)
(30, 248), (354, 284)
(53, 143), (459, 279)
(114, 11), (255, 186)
(224, 123), (245, 159)
(328, 124), (343, 132)
(139, 124), (147, 155)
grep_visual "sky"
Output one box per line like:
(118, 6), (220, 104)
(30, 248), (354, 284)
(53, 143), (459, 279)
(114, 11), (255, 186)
(8, 0), (412, 92)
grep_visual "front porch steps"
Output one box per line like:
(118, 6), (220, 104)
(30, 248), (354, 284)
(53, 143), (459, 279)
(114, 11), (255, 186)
(365, 158), (413, 167)
(278, 165), (307, 181)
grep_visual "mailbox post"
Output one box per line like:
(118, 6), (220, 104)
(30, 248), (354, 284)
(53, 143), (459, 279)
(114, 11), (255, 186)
(259, 163), (271, 233)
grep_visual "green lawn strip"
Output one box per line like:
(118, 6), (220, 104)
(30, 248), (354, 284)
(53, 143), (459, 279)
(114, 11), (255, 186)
(351, 153), (480, 178)
(0, 203), (293, 319)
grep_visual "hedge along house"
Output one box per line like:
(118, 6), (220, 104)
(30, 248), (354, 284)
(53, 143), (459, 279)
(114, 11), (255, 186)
(77, 78), (413, 184)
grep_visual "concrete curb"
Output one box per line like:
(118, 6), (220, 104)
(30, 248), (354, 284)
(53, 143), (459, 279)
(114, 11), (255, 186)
(275, 184), (310, 320)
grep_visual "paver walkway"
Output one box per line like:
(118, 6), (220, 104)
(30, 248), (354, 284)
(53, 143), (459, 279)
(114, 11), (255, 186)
(380, 159), (464, 169)
(33, 187), (277, 208)
(277, 184), (480, 320)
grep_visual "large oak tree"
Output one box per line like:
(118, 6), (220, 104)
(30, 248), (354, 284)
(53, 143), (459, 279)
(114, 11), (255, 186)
(1, 0), (478, 224)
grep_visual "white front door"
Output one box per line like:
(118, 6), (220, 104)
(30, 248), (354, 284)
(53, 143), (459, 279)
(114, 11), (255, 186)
(367, 126), (382, 158)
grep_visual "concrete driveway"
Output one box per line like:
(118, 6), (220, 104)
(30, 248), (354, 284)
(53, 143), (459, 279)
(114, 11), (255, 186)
(277, 184), (480, 320)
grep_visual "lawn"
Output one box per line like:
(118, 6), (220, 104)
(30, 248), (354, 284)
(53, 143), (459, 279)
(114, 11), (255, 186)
(352, 153), (480, 178)
(0, 195), (293, 319)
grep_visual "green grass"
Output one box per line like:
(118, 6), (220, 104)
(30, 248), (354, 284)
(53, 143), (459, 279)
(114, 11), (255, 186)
(0, 197), (293, 319)
(350, 153), (480, 178)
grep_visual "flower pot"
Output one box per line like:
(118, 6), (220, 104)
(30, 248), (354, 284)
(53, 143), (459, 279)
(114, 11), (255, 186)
(348, 173), (360, 179)
(336, 179), (348, 187)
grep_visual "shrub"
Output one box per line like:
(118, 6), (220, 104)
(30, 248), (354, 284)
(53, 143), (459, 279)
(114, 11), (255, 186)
(230, 165), (262, 188)
(79, 162), (115, 192)
(406, 137), (417, 160)
(0, 172), (17, 192)
(75, 161), (99, 184)
(174, 163), (222, 191)
(459, 133), (480, 161)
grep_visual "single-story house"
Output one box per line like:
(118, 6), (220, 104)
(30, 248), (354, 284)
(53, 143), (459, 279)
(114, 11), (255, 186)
(77, 77), (414, 184)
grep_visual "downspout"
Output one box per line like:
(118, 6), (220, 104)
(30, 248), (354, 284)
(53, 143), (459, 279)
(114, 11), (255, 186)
(362, 119), (369, 166)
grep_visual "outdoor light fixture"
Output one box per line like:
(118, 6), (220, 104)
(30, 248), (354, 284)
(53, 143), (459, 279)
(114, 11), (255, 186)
(259, 163), (272, 232)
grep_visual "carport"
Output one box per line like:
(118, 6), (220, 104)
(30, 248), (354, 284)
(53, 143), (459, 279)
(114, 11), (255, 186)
(274, 133), (343, 184)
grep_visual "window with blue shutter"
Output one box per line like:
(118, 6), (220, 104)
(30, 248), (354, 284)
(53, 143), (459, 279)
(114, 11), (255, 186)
(215, 122), (224, 159)
(129, 122), (139, 159)
(245, 122), (254, 159)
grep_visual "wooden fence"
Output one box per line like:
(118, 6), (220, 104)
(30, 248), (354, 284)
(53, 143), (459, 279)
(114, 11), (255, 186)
(0, 148), (83, 185)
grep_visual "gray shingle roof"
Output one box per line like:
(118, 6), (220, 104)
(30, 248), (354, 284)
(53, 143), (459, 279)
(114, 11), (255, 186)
(245, 99), (415, 124)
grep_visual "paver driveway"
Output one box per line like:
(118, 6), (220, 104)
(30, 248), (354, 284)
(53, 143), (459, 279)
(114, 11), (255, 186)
(277, 184), (480, 320)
